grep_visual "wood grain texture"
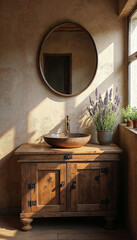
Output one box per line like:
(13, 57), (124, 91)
(37, 170), (60, 205)
(24, 163), (67, 214)
(20, 218), (33, 231)
(118, 0), (137, 17)
(69, 162), (119, 213)
(15, 143), (122, 155)
(70, 163), (77, 212)
(77, 169), (100, 204)
(21, 163), (31, 213)
(66, 163), (71, 212)
(60, 164), (67, 211)
(18, 153), (120, 163)
(119, 124), (137, 240)
(20, 211), (118, 218)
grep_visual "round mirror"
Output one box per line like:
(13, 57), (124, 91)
(39, 22), (98, 96)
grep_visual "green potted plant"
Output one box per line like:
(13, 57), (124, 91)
(121, 105), (132, 127)
(87, 87), (122, 145)
(132, 107), (137, 128)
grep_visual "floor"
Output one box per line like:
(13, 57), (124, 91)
(0, 216), (132, 240)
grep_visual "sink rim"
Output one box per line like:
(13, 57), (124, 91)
(43, 133), (91, 148)
(44, 133), (91, 139)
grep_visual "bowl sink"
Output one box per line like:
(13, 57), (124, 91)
(44, 133), (91, 148)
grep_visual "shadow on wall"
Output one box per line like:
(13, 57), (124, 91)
(0, 151), (21, 214)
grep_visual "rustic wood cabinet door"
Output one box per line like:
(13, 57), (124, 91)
(29, 163), (66, 213)
(68, 162), (118, 212)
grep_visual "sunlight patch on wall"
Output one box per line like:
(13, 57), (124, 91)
(74, 43), (114, 108)
(0, 128), (15, 159)
(97, 42), (114, 85)
(27, 98), (65, 142)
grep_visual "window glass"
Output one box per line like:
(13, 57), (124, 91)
(129, 10), (137, 55)
(129, 59), (137, 106)
(128, 8), (137, 106)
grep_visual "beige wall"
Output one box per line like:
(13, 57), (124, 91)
(0, 0), (127, 211)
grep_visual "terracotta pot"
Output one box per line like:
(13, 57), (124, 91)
(126, 121), (132, 127)
(132, 119), (137, 128)
(97, 130), (113, 145)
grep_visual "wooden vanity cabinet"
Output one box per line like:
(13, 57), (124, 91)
(15, 143), (122, 231)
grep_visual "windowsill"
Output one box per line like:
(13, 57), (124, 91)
(120, 123), (137, 135)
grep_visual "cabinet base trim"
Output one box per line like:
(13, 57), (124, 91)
(20, 211), (118, 218)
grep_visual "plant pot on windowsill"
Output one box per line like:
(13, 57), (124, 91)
(97, 130), (113, 145)
(121, 106), (132, 127)
(132, 107), (137, 128)
(132, 119), (137, 128)
(126, 120), (132, 127)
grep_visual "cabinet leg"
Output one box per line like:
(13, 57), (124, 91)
(20, 218), (33, 231)
(104, 216), (116, 229)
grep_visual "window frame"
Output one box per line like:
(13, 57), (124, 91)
(128, 6), (137, 105)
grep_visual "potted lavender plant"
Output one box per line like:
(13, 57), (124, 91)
(87, 87), (122, 145)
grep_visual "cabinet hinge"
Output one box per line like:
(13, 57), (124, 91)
(101, 168), (109, 174)
(101, 199), (109, 205)
(28, 200), (37, 207)
(28, 183), (36, 192)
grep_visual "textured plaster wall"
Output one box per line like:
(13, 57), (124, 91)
(0, 0), (127, 210)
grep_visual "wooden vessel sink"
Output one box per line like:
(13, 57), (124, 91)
(43, 133), (91, 148)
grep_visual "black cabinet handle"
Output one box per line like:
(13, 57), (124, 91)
(60, 181), (65, 187)
(95, 176), (100, 181)
(72, 181), (76, 189)
(64, 154), (72, 159)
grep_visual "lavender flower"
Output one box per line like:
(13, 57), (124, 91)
(103, 107), (107, 116)
(89, 96), (94, 106)
(87, 107), (93, 117)
(115, 95), (118, 104)
(104, 97), (108, 105)
(112, 105), (117, 112)
(117, 95), (122, 106)
(104, 90), (109, 105)
(115, 94), (122, 106)
(100, 111), (102, 120)
(116, 86), (118, 92)
(99, 93), (102, 101)
(95, 88), (98, 100)
(109, 88), (112, 101)
(93, 104), (97, 115)
(105, 90), (108, 98)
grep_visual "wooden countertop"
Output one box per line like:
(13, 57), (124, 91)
(15, 143), (122, 155)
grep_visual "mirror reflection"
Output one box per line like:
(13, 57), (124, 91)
(39, 23), (98, 96)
